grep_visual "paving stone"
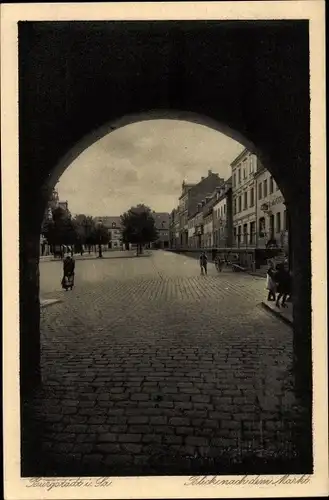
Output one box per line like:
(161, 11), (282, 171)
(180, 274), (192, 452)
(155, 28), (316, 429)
(176, 426), (194, 435)
(95, 443), (121, 454)
(150, 416), (168, 425)
(118, 434), (142, 443)
(98, 433), (117, 442)
(121, 443), (143, 454)
(163, 435), (183, 445)
(128, 416), (149, 425)
(169, 417), (190, 426)
(104, 454), (133, 466)
(142, 434), (162, 444)
(185, 436), (210, 447)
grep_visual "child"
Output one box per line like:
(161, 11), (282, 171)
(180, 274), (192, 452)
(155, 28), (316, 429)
(266, 260), (277, 301)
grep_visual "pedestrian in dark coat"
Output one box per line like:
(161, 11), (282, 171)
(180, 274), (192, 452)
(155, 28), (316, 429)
(62, 254), (75, 291)
(275, 263), (291, 308)
(266, 260), (277, 301)
(199, 251), (208, 275)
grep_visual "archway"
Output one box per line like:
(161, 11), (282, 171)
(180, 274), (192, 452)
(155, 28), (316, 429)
(18, 20), (312, 475)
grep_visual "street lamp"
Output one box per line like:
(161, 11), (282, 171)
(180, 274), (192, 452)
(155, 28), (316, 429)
(97, 219), (103, 258)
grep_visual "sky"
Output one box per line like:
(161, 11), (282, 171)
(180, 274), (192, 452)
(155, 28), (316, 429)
(57, 120), (244, 217)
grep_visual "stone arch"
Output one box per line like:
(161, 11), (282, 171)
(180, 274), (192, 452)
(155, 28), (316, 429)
(19, 23), (311, 434)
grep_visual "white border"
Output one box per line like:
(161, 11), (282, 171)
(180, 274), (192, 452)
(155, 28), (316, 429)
(1, 2), (327, 499)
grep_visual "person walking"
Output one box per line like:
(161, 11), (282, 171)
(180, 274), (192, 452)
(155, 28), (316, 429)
(275, 262), (290, 308)
(199, 251), (208, 275)
(266, 259), (277, 301)
(62, 254), (75, 291)
(215, 253), (223, 272)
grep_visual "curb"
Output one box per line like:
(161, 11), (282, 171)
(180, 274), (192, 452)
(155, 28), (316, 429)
(40, 299), (62, 308)
(245, 271), (267, 279)
(260, 301), (293, 327)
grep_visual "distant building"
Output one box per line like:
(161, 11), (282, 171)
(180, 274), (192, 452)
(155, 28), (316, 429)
(94, 216), (122, 249)
(212, 178), (233, 248)
(152, 212), (170, 248)
(58, 200), (69, 212)
(177, 170), (225, 248)
(169, 208), (180, 249)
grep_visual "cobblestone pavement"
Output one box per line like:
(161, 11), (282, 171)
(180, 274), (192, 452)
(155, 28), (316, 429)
(23, 250), (309, 476)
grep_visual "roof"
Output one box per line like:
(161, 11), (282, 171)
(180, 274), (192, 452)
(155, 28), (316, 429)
(94, 216), (122, 228)
(230, 148), (250, 167)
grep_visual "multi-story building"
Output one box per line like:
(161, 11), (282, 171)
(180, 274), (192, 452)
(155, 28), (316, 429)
(94, 216), (122, 249)
(169, 208), (180, 249)
(178, 181), (195, 247)
(152, 212), (170, 248)
(212, 178), (233, 248)
(178, 170), (225, 248)
(254, 161), (289, 252)
(231, 149), (257, 247)
(202, 192), (219, 249)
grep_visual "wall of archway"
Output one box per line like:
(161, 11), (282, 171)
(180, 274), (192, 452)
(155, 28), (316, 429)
(19, 21), (311, 427)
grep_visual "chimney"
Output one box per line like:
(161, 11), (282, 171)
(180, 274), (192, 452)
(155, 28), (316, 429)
(208, 169), (212, 175)
(201, 176), (205, 181)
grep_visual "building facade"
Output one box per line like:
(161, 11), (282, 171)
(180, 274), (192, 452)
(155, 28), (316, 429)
(169, 151), (289, 267)
(254, 161), (288, 251)
(212, 178), (233, 248)
(169, 208), (180, 249)
(152, 212), (170, 248)
(178, 181), (195, 247)
(231, 149), (257, 247)
(94, 216), (122, 249)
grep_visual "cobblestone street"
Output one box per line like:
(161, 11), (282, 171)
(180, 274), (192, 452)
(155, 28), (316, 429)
(22, 250), (307, 476)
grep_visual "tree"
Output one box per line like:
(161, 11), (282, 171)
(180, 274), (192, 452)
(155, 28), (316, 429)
(43, 207), (76, 246)
(121, 204), (158, 254)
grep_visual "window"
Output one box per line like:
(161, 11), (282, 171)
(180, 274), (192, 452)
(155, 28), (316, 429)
(237, 226), (241, 243)
(263, 179), (268, 198)
(233, 199), (237, 215)
(276, 212), (281, 233)
(244, 191), (248, 210)
(249, 156), (254, 174)
(238, 196), (242, 213)
(258, 182), (262, 200)
(238, 168), (241, 183)
(250, 221), (256, 244)
(243, 163), (247, 179)
(224, 204), (226, 214)
(233, 173), (236, 187)
(243, 223), (248, 242)
(269, 176), (274, 194)
(250, 187), (255, 207)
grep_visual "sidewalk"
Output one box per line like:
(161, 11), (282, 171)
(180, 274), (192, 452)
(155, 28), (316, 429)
(40, 298), (62, 308)
(261, 300), (293, 326)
